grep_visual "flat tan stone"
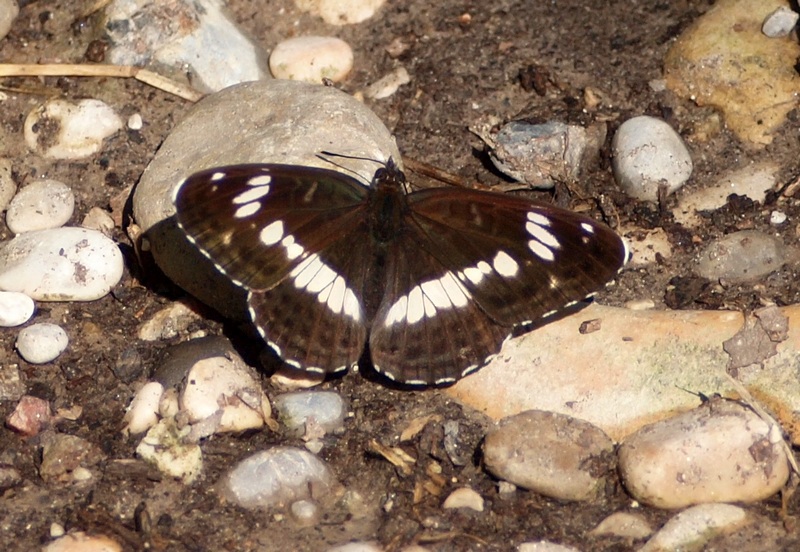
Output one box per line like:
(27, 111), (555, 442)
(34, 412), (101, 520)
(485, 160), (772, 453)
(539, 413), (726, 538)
(447, 304), (800, 443)
(664, 0), (800, 146)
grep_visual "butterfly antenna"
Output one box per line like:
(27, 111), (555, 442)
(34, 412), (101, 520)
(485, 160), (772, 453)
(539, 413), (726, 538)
(317, 151), (392, 185)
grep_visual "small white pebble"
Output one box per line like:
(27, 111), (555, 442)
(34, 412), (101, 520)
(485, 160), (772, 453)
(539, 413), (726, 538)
(770, 210), (787, 225)
(49, 522), (65, 538)
(81, 207), (116, 235)
(43, 532), (123, 552)
(363, 66), (411, 99)
(127, 113), (143, 130)
(270, 36), (353, 83)
(290, 499), (320, 525)
(123, 381), (165, 435)
(6, 179), (75, 233)
(24, 99), (123, 159)
(624, 299), (655, 311)
(762, 6), (799, 38)
(16, 323), (69, 364)
(71, 467), (93, 481)
(294, 0), (386, 25)
(442, 487), (484, 512)
(273, 390), (346, 437)
(0, 291), (35, 327)
(612, 116), (693, 202)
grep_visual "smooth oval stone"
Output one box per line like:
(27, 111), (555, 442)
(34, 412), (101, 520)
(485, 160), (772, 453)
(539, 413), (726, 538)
(611, 116), (693, 201)
(6, 179), (75, 233)
(639, 503), (749, 551)
(273, 390), (346, 437)
(270, 36), (354, 83)
(618, 399), (790, 509)
(483, 410), (614, 501)
(0, 291), (35, 327)
(219, 446), (335, 509)
(16, 323), (69, 364)
(695, 229), (788, 282)
(0, 227), (124, 301)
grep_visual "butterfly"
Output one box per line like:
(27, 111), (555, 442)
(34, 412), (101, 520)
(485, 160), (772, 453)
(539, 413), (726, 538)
(172, 159), (628, 386)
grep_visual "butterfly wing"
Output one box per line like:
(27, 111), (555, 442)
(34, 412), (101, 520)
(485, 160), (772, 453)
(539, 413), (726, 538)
(174, 164), (373, 373)
(369, 187), (627, 385)
(369, 238), (510, 384)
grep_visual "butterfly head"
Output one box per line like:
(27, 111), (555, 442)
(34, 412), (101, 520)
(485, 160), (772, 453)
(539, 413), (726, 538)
(372, 157), (408, 193)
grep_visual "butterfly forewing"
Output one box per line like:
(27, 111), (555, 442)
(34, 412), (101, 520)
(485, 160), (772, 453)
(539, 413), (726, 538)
(174, 164), (369, 291)
(403, 188), (628, 327)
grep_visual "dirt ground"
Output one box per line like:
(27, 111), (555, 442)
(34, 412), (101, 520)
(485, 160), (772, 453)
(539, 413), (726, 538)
(2, 0), (800, 550)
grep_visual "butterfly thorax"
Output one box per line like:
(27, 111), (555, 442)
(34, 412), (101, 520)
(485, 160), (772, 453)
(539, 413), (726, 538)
(366, 161), (410, 245)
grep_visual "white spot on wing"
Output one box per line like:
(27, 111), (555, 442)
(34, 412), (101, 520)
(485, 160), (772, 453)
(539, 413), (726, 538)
(234, 202), (260, 218)
(211, 172), (226, 181)
(280, 235), (304, 259)
(382, 271), (471, 327)
(259, 220), (284, 245)
(233, 185), (271, 204)
(528, 239), (555, 261)
(526, 221), (561, 249)
(492, 250), (519, 277)
(289, 253), (361, 321)
(581, 222), (595, 234)
(527, 211), (551, 226)
(247, 174), (272, 186)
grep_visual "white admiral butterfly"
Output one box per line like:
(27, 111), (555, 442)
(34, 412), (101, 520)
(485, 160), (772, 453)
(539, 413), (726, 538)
(173, 159), (628, 385)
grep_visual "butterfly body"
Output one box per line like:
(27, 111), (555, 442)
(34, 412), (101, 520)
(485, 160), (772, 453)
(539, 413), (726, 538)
(173, 159), (628, 385)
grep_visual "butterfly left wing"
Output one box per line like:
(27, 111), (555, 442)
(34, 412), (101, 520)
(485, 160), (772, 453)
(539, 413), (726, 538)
(173, 164), (374, 374)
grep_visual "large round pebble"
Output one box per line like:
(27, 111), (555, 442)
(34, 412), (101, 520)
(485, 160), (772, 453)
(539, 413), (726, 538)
(6, 179), (75, 233)
(273, 391), (346, 437)
(618, 399), (790, 509)
(639, 503), (749, 552)
(695, 230), (788, 282)
(219, 446), (335, 509)
(483, 410), (614, 501)
(24, 99), (123, 159)
(611, 116), (693, 201)
(270, 36), (353, 83)
(16, 323), (68, 364)
(134, 79), (400, 320)
(0, 227), (123, 301)
(0, 291), (35, 327)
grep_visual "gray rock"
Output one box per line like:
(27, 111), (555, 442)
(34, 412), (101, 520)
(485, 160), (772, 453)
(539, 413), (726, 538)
(618, 399), (790, 509)
(219, 446), (336, 509)
(695, 230), (789, 282)
(483, 410), (614, 501)
(612, 116), (693, 201)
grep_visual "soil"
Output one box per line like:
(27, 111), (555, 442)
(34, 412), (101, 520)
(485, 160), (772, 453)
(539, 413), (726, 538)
(1, 0), (800, 551)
